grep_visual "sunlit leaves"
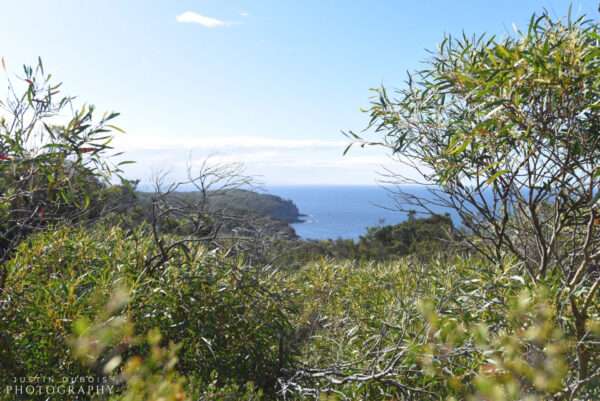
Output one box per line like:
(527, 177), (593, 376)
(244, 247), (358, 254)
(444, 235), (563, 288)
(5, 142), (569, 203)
(0, 59), (128, 262)
(349, 11), (599, 191)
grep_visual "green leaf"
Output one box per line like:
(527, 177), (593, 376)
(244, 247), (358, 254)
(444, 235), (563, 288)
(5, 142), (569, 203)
(485, 169), (509, 184)
(448, 137), (472, 155)
(106, 124), (125, 134)
(495, 44), (511, 61)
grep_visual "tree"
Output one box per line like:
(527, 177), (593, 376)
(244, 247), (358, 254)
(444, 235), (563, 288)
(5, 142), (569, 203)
(0, 59), (126, 287)
(346, 10), (599, 398)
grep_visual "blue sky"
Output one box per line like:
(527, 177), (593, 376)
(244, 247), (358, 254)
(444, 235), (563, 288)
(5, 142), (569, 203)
(1, 1), (597, 185)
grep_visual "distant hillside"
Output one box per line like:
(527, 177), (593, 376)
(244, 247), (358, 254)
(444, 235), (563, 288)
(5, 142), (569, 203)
(133, 188), (303, 239)
(207, 189), (304, 223)
(137, 188), (303, 223)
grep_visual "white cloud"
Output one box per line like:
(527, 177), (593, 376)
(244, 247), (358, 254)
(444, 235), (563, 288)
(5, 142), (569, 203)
(175, 11), (229, 28)
(110, 135), (418, 185)
(240, 11), (249, 17)
(113, 135), (347, 151)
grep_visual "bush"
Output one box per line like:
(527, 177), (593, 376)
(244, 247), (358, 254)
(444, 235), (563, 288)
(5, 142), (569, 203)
(0, 224), (296, 399)
(284, 256), (600, 400)
(0, 59), (127, 290)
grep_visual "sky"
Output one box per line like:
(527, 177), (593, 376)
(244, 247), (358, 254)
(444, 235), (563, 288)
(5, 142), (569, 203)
(0, 0), (597, 186)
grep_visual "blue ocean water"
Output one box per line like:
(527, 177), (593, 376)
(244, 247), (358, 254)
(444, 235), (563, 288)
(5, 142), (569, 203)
(267, 185), (457, 240)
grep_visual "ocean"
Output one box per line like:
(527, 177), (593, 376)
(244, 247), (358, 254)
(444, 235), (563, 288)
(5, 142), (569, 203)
(267, 185), (457, 240)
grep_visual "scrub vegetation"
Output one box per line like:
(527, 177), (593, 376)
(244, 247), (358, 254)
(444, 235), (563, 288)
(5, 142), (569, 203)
(0, 9), (599, 401)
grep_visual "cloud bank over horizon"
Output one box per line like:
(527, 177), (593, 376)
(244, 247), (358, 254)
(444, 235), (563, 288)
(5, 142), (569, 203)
(113, 135), (347, 151)
(111, 134), (407, 186)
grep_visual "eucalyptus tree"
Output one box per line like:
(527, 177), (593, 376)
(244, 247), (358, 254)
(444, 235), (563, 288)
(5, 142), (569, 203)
(350, 13), (599, 294)
(0, 59), (127, 286)
(325, 10), (600, 398)
(350, 12), (600, 279)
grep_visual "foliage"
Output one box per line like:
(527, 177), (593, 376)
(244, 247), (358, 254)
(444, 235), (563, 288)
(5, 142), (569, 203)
(357, 212), (454, 260)
(272, 213), (455, 267)
(134, 188), (300, 239)
(3, 7), (600, 401)
(0, 59), (127, 295)
(205, 189), (303, 224)
(349, 10), (600, 276)
(0, 224), (295, 399)
(284, 256), (599, 400)
(345, 10), (600, 398)
(3, 223), (597, 400)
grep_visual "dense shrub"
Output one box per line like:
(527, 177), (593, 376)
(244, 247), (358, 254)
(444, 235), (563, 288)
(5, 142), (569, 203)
(0, 224), (296, 399)
(284, 257), (600, 400)
(272, 213), (455, 268)
(357, 213), (454, 260)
